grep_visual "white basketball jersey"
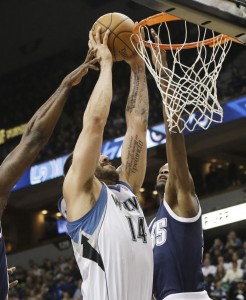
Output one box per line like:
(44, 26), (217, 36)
(64, 181), (153, 300)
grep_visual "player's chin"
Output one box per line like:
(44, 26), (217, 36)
(157, 180), (166, 186)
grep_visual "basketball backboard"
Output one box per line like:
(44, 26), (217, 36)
(132, 0), (246, 44)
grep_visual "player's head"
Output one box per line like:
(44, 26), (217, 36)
(63, 153), (119, 184)
(155, 163), (169, 197)
(95, 154), (119, 184)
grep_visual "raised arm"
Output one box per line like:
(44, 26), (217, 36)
(0, 51), (98, 218)
(117, 54), (149, 194)
(63, 28), (113, 221)
(151, 29), (198, 217)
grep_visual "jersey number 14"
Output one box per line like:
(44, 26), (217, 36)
(126, 216), (147, 243)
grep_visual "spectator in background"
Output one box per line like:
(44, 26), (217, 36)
(229, 252), (243, 269)
(214, 263), (226, 283)
(211, 249), (223, 266)
(217, 255), (230, 271)
(224, 246), (237, 264)
(231, 280), (246, 300)
(209, 239), (224, 256)
(202, 256), (217, 278)
(222, 261), (243, 284)
(42, 257), (55, 272)
(225, 231), (243, 251)
(210, 281), (227, 300)
(204, 274), (215, 298)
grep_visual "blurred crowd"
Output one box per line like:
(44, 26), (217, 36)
(8, 255), (82, 300)
(203, 230), (246, 300)
(193, 161), (246, 199)
(7, 229), (246, 300)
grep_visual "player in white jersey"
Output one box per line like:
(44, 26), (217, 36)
(62, 27), (153, 300)
(149, 29), (211, 300)
(0, 52), (98, 300)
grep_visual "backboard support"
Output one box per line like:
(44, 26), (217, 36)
(132, 0), (246, 44)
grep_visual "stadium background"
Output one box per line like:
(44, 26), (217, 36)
(0, 0), (246, 299)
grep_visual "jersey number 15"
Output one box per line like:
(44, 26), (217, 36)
(150, 218), (167, 247)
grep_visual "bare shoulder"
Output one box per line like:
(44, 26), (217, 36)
(63, 175), (103, 221)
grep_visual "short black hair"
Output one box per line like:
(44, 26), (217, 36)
(63, 153), (73, 176)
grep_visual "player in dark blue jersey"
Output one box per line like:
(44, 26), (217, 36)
(149, 29), (211, 300)
(0, 52), (99, 300)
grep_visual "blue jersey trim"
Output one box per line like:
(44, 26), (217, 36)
(108, 185), (121, 192)
(67, 183), (107, 243)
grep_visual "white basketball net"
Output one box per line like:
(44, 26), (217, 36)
(131, 21), (232, 133)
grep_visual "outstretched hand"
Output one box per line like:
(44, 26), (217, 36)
(8, 267), (18, 288)
(150, 28), (168, 74)
(89, 27), (113, 65)
(62, 49), (100, 87)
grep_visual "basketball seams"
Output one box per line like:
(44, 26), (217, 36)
(110, 16), (135, 57)
(112, 31), (136, 55)
(110, 17), (129, 32)
(93, 13), (135, 61)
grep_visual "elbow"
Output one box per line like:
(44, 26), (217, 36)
(23, 128), (49, 148)
(126, 115), (148, 132)
(83, 115), (106, 131)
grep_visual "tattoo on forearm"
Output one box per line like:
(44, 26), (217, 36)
(125, 135), (144, 175)
(126, 67), (148, 127)
(127, 74), (140, 113)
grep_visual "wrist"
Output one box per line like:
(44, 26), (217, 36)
(60, 79), (73, 90)
(100, 59), (113, 69)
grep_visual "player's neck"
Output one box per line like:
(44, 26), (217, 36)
(158, 193), (164, 204)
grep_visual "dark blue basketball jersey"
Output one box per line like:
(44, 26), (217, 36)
(149, 200), (205, 300)
(0, 224), (8, 300)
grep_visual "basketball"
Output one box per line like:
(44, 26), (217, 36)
(91, 12), (136, 61)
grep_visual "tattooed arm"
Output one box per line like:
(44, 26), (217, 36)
(117, 54), (149, 193)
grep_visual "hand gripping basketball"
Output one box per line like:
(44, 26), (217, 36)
(91, 12), (137, 61)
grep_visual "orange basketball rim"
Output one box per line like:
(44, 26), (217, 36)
(132, 13), (242, 50)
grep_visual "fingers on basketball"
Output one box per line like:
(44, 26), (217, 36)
(89, 30), (96, 48)
(95, 26), (102, 44)
(91, 12), (137, 61)
(103, 29), (110, 45)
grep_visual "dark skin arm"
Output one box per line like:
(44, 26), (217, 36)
(0, 50), (99, 218)
(151, 29), (198, 217)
